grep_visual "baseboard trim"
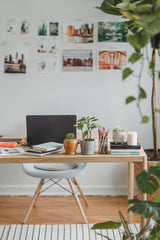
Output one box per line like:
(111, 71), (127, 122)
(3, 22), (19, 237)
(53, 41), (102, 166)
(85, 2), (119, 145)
(0, 184), (135, 196)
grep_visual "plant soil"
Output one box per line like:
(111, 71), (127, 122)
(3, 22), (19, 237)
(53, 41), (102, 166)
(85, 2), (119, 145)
(145, 149), (160, 161)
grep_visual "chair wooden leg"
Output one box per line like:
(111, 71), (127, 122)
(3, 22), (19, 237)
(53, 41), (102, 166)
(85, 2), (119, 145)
(67, 178), (88, 224)
(73, 177), (88, 206)
(22, 179), (44, 224)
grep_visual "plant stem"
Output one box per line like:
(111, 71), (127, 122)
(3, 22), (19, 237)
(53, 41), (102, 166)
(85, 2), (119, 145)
(151, 48), (159, 158)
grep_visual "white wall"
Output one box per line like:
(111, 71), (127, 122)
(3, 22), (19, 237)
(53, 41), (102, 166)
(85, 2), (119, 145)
(0, 0), (158, 196)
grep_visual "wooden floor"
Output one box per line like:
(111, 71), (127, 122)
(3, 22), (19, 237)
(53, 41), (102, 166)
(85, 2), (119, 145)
(0, 196), (139, 225)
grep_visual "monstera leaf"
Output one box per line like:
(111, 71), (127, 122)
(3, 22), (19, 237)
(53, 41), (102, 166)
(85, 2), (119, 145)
(128, 199), (160, 220)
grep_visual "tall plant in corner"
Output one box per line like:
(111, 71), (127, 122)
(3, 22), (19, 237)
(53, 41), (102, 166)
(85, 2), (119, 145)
(97, 0), (160, 159)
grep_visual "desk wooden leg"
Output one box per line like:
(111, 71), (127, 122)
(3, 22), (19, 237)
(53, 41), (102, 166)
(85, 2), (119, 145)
(140, 155), (148, 229)
(128, 162), (134, 224)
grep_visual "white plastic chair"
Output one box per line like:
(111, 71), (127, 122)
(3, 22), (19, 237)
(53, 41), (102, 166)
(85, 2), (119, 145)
(22, 163), (88, 223)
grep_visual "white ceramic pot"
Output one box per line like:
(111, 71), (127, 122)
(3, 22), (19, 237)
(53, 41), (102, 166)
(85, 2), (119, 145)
(112, 131), (126, 143)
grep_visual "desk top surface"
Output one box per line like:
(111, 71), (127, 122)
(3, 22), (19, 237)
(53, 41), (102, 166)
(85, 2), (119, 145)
(0, 136), (147, 164)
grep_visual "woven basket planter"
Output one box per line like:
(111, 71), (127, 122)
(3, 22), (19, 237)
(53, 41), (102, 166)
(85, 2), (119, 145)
(134, 161), (159, 201)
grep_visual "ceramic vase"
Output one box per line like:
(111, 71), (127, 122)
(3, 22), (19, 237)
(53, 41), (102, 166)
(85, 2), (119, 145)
(63, 139), (78, 155)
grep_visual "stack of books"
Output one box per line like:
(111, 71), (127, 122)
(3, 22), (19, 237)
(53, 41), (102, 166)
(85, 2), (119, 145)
(110, 142), (141, 155)
(25, 142), (63, 156)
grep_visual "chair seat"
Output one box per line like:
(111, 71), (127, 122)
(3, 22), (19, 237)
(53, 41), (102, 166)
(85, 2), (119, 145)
(22, 163), (87, 179)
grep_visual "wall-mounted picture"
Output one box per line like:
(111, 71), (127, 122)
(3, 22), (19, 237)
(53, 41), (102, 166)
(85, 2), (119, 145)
(37, 54), (48, 73)
(4, 43), (27, 73)
(7, 19), (17, 34)
(98, 22), (128, 42)
(37, 39), (47, 53)
(20, 20), (30, 34)
(49, 22), (59, 36)
(98, 51), (127, 70)
(63, 21), (94, 43)
(38, 21), (47, 36)
(48, 39), (58, 53)
(63, 49), (93, 71)
(49, 52), (60, 72)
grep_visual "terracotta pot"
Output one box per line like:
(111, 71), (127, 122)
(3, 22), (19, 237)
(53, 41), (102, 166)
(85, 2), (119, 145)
(63, 139), (78, 155)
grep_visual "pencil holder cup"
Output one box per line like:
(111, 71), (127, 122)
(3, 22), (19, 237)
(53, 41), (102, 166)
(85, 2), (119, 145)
(98, 138), (110, 154)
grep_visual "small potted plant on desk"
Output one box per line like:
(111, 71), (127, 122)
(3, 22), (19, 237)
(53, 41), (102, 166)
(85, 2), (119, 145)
(75, 116), (100, 155)
(63, 133), (78, 155)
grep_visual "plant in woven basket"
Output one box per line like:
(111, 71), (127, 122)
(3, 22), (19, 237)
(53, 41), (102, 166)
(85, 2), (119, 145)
(97, 0), (160, 160)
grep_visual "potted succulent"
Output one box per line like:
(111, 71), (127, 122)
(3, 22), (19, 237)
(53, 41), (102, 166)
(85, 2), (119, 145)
(97, 0), (160, 160)
(63, 133), (78, 155)
(112, 126), (126, 143)
(75, 116), (100, 155)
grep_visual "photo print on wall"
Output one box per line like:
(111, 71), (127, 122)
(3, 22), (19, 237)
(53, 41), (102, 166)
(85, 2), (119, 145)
(7, 19), (17, 34)
(37, 54), (48, 73)
(38, 20), (47, 36)
(98, 51), (127, 70)
(63, 20), (94, 43)
(37, 39), (47, 53)
(49, 22), (59, 36)
(63, 49), (93, 71)
(98, 22), (128, 42)
(4, 43), (28, 73)
(20, 20), (30, 35)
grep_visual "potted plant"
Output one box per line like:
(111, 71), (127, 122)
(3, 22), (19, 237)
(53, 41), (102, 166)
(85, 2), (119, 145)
(97, 0), (160, 160)
(112, 126), (126, 143)
(91, 162), (160, 239)
(63, 133), (78, 155)
(75, 116), (100, 155)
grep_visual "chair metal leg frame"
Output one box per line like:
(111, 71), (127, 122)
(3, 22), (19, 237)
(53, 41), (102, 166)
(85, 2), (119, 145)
(23, 178), (44, 224)
(68, 178), (88, 224)
(73, 177), (89, 206)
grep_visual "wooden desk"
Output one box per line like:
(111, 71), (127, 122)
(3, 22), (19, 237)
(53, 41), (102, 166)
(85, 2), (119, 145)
(0, 139), (147, 225)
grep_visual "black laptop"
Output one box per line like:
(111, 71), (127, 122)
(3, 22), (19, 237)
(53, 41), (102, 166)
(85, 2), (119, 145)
(26, 115), (77, 145)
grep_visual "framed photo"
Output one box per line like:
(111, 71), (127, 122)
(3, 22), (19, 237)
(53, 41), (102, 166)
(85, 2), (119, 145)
(63, 20), (94, 43)
(49, 22), (59, 36)
(63, 49), (93, 71)
(37, 39), (47, 53)
(98, 22), (128, 42)
(38, 21), (47, 36)
(20, 20), (30, 34)
(4, 43), (28, 73)
(98, 51), (127, 70)
(7, 19), (17, 34)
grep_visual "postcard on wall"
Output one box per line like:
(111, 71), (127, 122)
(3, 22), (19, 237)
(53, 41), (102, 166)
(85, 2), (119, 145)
(38, 20), (47, 36)
(98, 22), (128, 42)
(4, 43), (28, 73)
(37, 54), (48, 73)
(63, 20), (94, 43)
(49, 22), (59, 36)
(20, 20), (30, 35)
(49, 52), (60, 72)
(63, 49), (93, 71)
(48, 39), (58, 53)
(7, 19), (17, 34)
(37, 39), (47, 53)
(98, 51), (127, 70)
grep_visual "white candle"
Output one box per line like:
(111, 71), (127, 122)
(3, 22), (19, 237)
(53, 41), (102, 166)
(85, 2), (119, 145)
(127, 131), (137, 146)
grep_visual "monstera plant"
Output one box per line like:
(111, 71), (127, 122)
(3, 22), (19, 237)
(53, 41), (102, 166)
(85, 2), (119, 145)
(97, 0), (160, 159)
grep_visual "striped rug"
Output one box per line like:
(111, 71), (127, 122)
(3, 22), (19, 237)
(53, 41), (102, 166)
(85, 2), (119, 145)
(0, 223), (139, 240)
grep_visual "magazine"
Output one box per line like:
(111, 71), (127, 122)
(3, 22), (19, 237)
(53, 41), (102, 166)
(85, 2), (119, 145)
(0, 147), (24, 156)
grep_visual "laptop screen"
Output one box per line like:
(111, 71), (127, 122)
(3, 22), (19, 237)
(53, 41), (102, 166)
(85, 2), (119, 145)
(26, 115), (77, 145)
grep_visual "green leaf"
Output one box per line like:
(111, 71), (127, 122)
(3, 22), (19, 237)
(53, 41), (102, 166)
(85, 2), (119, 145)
(136, 170), (159, 194)
(91, 221), (121, 230)
(127, 32), (149, 51)
(154, 194), (160, 202)
(125, 96), (136, 104)
(141, 116), (149, 123)
(96, 0), (122, 16)
(128, 199), (160, 220)
(82, 130), (88, 140)
(119, 210), (131, 237)
(149, 59), (155, 70)
(139, 86), (147, 99)
(156, 108), (160, 113)
(129, 52), (142, 64)
(76, 122), (84, 130)
(149, 165), (160, 180)
(122, 68), (133, 80)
